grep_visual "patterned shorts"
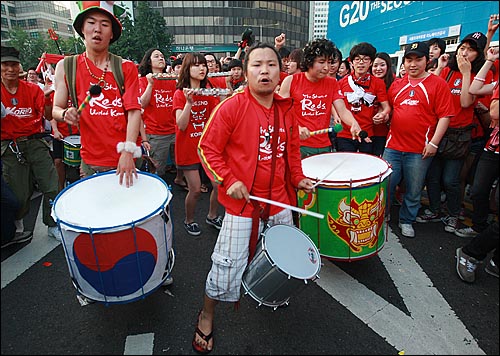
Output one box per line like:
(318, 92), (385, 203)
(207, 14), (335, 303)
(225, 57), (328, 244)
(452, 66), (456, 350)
(205, 208), (293, 302)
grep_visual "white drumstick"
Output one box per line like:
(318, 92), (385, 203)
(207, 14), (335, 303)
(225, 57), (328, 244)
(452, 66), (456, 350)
(249, 195), (324, 219)
(311, 160), (346, 189)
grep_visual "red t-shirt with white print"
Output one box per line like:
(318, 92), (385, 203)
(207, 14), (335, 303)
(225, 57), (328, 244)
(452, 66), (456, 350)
(386, 74), (454, 153)
(139, 76), (176, 135)
(74, 54), (141, 167)
(172, 89), (219, 166)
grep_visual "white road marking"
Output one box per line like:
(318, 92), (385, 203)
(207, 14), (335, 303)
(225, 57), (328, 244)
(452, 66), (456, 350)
(315, 228), (485, 355)
(1, 199), (60, 290)
(123, 333), (154, 355)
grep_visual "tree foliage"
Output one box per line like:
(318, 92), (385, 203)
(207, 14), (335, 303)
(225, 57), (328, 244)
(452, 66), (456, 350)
(112, 1), (174, 62)
(6, 2), (173, 68)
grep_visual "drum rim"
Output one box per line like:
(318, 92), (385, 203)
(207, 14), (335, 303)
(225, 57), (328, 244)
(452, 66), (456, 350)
(51, 170), (172, 232)
(302, 152), (392, 185)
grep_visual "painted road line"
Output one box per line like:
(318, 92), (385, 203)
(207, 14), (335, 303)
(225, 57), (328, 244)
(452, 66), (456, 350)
(124, 333), (154, 355)
(316, 228), (485, 355)
(1, 199), (60, 290)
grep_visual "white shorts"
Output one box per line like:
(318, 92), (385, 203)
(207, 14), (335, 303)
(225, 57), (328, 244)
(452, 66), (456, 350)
(205, 208), (293, 302)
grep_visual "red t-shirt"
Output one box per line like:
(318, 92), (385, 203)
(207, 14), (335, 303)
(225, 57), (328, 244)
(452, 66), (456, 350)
(440, 67), (494, 128)
(289, 72), (343, 148)
(386, 74), (455, 153)
(250, 99), (288, 216)
(139, 76), (176, 135)
(1, 81), (45, 140)
(337, 74), (388, 138)
(74, 54), (142, 167)
(172, 89), (219, 166)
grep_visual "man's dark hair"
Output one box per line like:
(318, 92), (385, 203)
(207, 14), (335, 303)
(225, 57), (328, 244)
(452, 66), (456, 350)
(243, 43), (282, 73)
(349, 42), (377, 62)
(300, 38), (336, 72)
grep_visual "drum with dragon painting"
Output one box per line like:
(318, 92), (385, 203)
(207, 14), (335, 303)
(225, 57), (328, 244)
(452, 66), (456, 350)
(298, 152), (392, 261)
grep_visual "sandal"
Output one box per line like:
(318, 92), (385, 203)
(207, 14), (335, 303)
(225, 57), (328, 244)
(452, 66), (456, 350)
(200, 184), (209, 193)
(192, 311), (213, 354)
(173, 179), (189, 191)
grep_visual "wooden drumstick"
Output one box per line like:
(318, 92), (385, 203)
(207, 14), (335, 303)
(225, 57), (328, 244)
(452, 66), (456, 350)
(249, 195), (324, 219)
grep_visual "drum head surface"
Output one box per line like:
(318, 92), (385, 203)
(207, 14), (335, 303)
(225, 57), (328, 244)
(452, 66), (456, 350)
(64, 135), (81, 145)
(52, 171), (171, 230)
(302, 152), (391, 187)
(264, 225), (320, 279)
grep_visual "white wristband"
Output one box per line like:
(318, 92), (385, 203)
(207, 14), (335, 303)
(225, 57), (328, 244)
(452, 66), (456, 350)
(428, 141), (439, 149)
(117, 141), (142, 158)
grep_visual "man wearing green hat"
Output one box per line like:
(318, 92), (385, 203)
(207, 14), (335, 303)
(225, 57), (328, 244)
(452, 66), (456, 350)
(52, 1), (142, 187)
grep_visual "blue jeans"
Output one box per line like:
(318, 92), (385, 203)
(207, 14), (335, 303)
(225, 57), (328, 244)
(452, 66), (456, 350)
(425, 155), (464, 216)
(383, 148), (434, 224)
(470, 150), (499, 232)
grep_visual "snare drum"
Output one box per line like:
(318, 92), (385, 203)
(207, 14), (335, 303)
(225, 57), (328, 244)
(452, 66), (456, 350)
(242, 224), (321, 309)
(63, 135), (81, 167)
(298, 152), (392, 261)
(51, 171), (174, 304)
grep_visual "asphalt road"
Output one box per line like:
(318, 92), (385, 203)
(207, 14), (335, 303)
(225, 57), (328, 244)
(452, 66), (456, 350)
(1, 170), (498, 355)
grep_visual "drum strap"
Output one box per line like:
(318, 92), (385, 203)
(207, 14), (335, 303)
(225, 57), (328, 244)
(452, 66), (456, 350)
(248, 105), (280, 262)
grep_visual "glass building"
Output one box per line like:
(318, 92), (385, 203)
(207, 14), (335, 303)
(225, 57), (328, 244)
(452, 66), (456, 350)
(143, 1), (311, 54)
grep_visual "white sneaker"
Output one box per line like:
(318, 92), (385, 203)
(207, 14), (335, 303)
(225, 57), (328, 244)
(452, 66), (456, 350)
(398, 223), (415, 238)
(48, 226), (62, 241)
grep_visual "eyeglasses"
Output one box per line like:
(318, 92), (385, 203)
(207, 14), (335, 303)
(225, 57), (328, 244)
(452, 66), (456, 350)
(353, 56), (371, 63)
(28, 72), (38, 76)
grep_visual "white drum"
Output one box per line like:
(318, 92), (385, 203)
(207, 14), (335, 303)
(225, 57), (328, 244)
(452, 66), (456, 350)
(242, 224), (321, 309)
(51, 171), (174, 304)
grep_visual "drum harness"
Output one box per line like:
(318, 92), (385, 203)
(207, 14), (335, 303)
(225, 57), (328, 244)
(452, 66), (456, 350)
(249, 104), (281, 263)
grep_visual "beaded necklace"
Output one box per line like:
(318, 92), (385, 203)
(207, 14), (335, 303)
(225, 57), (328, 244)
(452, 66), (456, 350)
(83, 53), (109, 88)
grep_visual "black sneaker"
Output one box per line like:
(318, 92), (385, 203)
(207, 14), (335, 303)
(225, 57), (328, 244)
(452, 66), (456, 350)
(184, 222), (201, 236)
(206, 215), (223, 230)
(1, 231), (33, 248)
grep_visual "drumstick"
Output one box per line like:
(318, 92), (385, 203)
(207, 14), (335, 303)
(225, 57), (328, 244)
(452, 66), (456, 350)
(77, 85), (101, 114)
(309, 123), (343, 136)
(249, 195), (324, 219)
(310, 160), (346, 189)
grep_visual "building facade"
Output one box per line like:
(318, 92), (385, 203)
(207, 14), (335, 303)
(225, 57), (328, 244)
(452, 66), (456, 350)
(142, 1), (311, 54)
(327, 1), (499, 61)
(1, 1), (72, 45)
(313, 1), (329, 39)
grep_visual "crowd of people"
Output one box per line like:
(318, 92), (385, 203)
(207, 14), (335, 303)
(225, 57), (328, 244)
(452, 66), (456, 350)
(1, 2), (499, 354)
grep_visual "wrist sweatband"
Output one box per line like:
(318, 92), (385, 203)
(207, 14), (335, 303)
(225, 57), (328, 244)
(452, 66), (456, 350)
(116, 141), (142, 158)
(429, 142), (439, 149)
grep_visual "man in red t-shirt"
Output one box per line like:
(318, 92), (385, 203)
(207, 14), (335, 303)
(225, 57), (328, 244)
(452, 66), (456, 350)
(279, 38), (362, 158)
(53, 3), (142, 188)
(337, 42), (390, 154)
(1, 46), (60, 243)
(383, 41), (454, 238)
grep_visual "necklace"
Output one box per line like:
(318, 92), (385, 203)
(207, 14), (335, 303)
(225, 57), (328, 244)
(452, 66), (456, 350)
(83, 53), (109, 88)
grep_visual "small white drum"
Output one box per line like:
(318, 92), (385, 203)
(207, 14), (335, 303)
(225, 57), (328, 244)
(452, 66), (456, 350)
(242, 224), (321, 309)
(51, 171), (174, 304)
